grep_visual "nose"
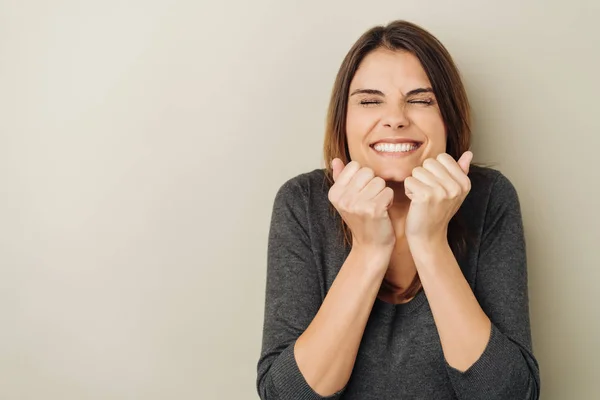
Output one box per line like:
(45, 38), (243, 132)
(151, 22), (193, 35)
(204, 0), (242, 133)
(382, 104), (409, 130)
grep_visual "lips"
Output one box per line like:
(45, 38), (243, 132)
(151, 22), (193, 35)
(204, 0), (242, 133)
(370, 138), (423, 146)
(373, 141), (420, 152)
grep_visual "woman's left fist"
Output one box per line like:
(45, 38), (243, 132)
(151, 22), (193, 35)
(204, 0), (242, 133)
(404, 151), (473, 241)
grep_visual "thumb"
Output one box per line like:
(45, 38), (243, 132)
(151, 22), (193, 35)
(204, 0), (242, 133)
(331, 158), (345, 182)
(457, 151), (473, 175)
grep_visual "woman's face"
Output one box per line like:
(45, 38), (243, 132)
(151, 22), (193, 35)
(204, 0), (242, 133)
(346, 48), (447, 182)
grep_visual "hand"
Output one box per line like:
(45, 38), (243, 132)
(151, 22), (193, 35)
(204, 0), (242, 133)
(404, 152), (473, 245)
(329, 158), (396, 251)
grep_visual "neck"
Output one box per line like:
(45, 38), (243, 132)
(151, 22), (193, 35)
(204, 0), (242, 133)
(379, 180), (419, 303)
(386, 181), (411, 225)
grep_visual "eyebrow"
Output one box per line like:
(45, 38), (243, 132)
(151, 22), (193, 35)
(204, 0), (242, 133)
(350, 87), (434, 97)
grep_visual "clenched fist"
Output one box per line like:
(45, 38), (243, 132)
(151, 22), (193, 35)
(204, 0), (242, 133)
(328, 159), (396, 251)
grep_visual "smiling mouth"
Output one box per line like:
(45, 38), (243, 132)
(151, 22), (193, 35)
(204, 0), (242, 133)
(370, 142), (422, 154)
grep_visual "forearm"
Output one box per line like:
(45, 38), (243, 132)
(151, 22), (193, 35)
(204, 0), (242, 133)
(294, 246), (389, 396)
(410, 238), (491, 372)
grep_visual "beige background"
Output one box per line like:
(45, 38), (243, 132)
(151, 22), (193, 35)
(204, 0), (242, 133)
(1, 0), (598, 399)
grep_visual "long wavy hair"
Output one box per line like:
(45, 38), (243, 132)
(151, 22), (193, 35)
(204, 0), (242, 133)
(323, 20), (472, 301)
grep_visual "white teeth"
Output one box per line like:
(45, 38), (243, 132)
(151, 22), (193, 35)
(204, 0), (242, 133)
(373, 142), (419, 153)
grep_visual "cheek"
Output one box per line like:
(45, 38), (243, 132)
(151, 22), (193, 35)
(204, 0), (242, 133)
(412, 110), (446, 149)
(346, 109), (370, 134)
(345, 109), (375, 150)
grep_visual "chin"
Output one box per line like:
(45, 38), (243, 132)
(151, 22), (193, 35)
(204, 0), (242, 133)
(375, 169), (411, 183)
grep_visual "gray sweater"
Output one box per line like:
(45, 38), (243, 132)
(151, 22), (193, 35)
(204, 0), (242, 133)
(257, 166), (540, 400)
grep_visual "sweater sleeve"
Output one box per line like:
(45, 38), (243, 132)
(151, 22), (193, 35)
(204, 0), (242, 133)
(256, 178), (345, 400)
(445, 172), (541, 400)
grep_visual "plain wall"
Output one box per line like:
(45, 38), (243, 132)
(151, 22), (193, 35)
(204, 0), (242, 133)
(1, 0), (598, 399)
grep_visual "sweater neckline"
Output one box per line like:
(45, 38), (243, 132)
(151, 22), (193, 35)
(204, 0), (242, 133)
(373, 288), (427, 315)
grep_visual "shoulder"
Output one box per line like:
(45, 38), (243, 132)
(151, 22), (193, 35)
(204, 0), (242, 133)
(272, 169), (337, 238)
(274, 168), (330, 205)
(464, 165), (523, 248)
(467, 165), (521, 212)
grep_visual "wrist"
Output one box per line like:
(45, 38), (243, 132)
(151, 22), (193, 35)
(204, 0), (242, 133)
(350, 244), (393, 273)
(407, 235), (450, 260)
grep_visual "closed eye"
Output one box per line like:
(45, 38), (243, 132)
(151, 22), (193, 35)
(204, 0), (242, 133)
(408, 99), (434, 105)
(360, 100), (382, 106)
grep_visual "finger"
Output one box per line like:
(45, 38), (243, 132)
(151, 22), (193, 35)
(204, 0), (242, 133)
(359, 176), (387, 200)
(422, 158), (454, 181)
(347, 167), (375, 193)
(457, 151), (473, 174)
(403, 176), (430, 201)
(331, 158), (344, 182)
(436, 153), (471, 191)
(374, 186), (394, 209)
(334, 160), (361, 186)
(422, 157), (461, 196)
(411, 165), (441, 188)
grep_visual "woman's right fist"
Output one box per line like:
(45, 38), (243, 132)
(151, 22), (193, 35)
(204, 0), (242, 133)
(328, 158), (396, 250)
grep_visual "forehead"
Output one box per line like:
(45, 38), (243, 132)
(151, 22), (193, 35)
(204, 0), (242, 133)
(350, 48), (431, 93)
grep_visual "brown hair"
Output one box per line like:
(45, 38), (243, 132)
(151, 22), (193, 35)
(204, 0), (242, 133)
(323, 20), (472, 301)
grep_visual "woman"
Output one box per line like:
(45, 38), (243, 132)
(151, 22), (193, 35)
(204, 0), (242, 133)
(257, 20), (540, 400)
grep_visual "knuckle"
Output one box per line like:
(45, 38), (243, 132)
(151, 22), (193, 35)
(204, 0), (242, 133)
(437, 153), (451, 162)
(464, 179), (472, 191)
(423, 158), (435, 168)
(372, 176), (385, 187)
(448, 185), (461, 198)
(361, 167), (375, 178)
(328, 192), (334, 203)
(347, 161), (361, 173)
(411, 167), (421, 176)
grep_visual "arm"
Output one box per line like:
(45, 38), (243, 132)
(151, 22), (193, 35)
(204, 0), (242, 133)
(256, 179), (390, 399)
(410, 173), (540, 400)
